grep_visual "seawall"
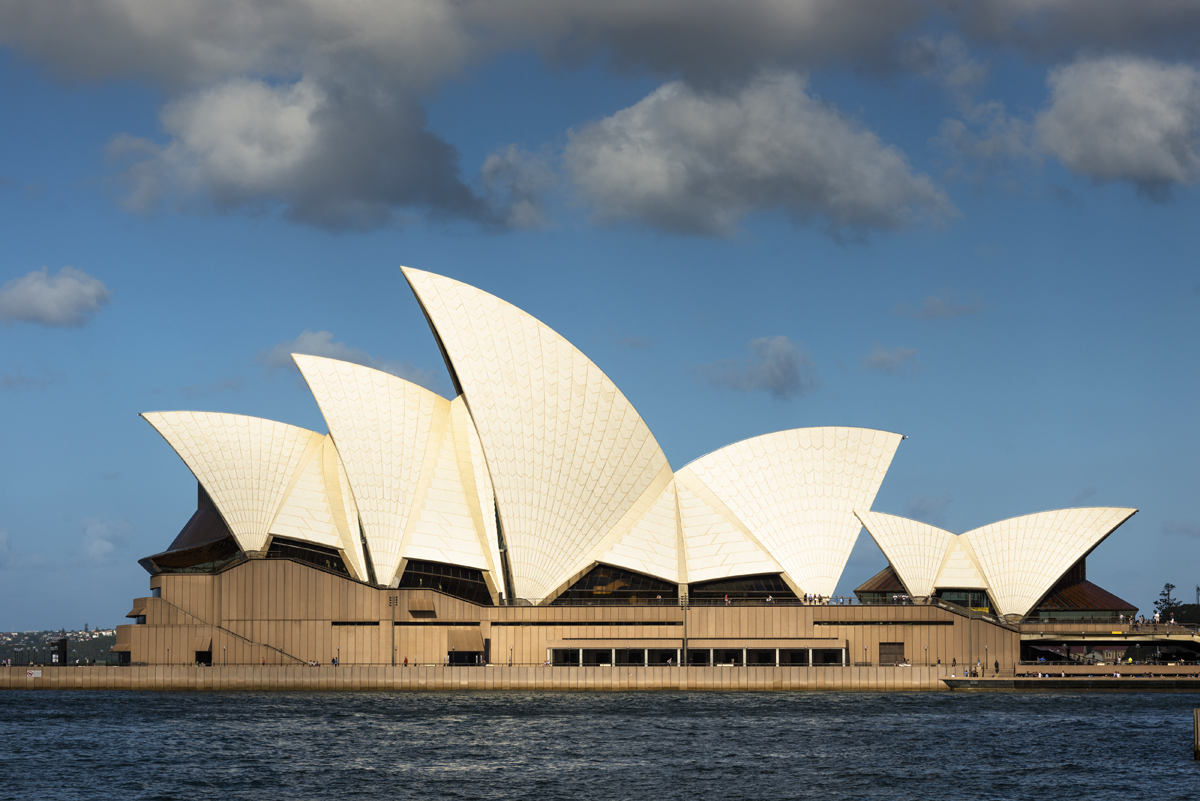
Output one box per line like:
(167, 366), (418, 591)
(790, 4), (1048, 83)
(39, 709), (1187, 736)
(1, 664), (948, 692)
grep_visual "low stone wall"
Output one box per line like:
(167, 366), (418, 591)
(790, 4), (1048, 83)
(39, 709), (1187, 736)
(0, 665), (948, 692)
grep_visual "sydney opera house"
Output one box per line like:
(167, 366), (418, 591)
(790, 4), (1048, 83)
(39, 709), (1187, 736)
(114, 267), (1144, 674)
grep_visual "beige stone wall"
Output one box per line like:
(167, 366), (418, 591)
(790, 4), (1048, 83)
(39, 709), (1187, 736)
(115, 559), (1028, 671)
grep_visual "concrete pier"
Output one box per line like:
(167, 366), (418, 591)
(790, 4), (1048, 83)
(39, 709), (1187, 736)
(1, 664), (948, 692)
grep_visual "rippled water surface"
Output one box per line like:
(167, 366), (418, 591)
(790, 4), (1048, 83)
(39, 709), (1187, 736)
(2, 690), (1198, 800)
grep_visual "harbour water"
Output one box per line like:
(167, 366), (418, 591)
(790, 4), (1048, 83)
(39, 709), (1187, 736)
(2, 690), (1198, 799)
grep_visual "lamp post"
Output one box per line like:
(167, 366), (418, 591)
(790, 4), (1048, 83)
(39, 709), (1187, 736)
(863, 644), (867, 666)
(924, 645), (927, 666)
(985, 645), (989, 675)
(222, 645), (225, 666)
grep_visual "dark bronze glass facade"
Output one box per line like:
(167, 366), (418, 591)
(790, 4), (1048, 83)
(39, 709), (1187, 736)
(398, 560), (493, 606)
(551, 564), (678, 605)
(688, 573), (797, 602)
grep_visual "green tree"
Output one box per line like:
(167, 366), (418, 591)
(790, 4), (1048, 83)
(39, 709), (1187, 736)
(1154, 583), (1179, 617)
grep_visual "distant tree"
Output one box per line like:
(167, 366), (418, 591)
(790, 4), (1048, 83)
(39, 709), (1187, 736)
(1154, 583), (1179, 617)
(84, 623), (89, 633)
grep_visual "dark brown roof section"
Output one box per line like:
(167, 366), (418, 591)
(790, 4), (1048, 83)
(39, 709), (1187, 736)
(855, 565), (906, 594)
(1036, 579), (1137, 613)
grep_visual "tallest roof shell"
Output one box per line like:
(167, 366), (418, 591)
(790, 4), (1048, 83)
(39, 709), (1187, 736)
(403, 266), (672, 602)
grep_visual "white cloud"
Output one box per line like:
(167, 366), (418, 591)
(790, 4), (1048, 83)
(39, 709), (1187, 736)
(566, 71), (954, 237)
(258, 330), (443, 392)
(1037, 56), (1200, 198)
(481, 145), (556, 229)
(0, 266), (111, 327)
(860, 343), (921, 375)
(696, 335), (819, 400)
(80, 517), (135, 562)
(108, 78), (485, 229)
(0, 1), (930, 231)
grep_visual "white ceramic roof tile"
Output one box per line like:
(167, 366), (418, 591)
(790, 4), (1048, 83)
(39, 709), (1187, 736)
(269, 440), (340, 550)
(597, 478), (680, 583)
(934, 538), (988, 590)
(401, 404), (492, 573)
(141, 411), (324, 553)
(855, 510), (956, 598)
(324, 436), (367, 580)
(676, 474), (780, 584)
(294, 354), (445, 587)
(679, 427), (902, 597)
(404, 267), (671, 602)
(450, 396), (503, 594)
(961, 507), (1136, 617)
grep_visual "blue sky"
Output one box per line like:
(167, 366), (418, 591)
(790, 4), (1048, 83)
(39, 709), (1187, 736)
(2, 1), (1198, 629)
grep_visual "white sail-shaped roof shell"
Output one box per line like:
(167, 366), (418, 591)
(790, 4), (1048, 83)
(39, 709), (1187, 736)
(295, 354), (500, 593)
(141, 412), (324, 555)
(679, 427), (902, 597)
(855, 511), (956, 598)
(403, 266), (672, 603)
(267, 434), (368, 580)
(962, 507), (1136, 618)
(295, 353), (439, 586)
(595, 476), (683, 585)
(934, 537), (988, 591)
(676, 472), (781, 585)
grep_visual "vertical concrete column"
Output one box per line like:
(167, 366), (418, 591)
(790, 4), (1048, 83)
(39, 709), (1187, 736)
(841, 648), (846, 667)
(775, 648), (779, 667)
(578, 649), (583, 667)
(644, 650), (648, 667)
(546, 647), (551, 665)
(808, 647), (813, 667)
(676, 648), (680, 666)
(742, 647), (747, 667)
(611, 648), (616, 666)
(709, 648), (714, 666)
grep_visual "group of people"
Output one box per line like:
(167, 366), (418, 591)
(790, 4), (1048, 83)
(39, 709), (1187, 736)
(1120, 612), (1177, 630)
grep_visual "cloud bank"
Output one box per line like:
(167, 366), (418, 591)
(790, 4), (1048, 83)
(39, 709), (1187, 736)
(0, 1), (937, 234)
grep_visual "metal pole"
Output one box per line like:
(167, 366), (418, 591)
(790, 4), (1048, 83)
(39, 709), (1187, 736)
(1194, 709), (1199, 760)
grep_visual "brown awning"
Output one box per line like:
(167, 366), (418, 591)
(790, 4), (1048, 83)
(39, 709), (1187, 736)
(409, 599), (434, 612)
(193, 636), (211, 651)
(126, 605), (145, 618)
(447, 626), (484, 652)
(110, 643), (131, 652)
